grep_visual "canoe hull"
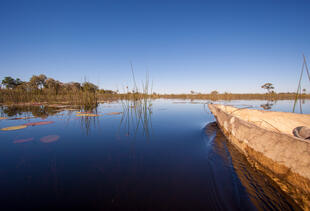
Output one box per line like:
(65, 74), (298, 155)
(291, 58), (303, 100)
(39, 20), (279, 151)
(208, 104), (310, 210)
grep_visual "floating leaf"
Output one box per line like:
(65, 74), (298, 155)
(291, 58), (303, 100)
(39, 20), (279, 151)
(9, 117), (32, 120)
(40, 135), (60, 143)
(0, 117), (8, 120)
(105, 112), (122, 115)
(76, 111), (93, 114)
(1, 125), (27, 131)
(24, 121), (54, 126)
(13, 137), (34, 144)
(76, 114), (101, 117)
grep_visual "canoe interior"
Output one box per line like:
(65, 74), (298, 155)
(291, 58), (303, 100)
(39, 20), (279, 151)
(215, 104), (310, 138)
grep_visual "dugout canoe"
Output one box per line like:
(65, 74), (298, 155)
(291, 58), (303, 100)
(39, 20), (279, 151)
(208, 104), (310, 210)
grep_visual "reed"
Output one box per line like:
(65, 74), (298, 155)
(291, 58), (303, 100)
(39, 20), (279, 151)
(119, 68), (153, 138)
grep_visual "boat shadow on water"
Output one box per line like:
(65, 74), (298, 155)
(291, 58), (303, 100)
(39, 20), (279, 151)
(203, 122), (301, 211)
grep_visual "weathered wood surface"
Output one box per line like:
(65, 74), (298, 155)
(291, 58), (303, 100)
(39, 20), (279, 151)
(208, 104), (310, 210)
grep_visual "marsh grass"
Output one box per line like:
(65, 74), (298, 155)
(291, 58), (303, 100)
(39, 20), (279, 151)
(0, 88), (101, 109)
(119, 69), (153, 138)
(156, 92), (310, 101)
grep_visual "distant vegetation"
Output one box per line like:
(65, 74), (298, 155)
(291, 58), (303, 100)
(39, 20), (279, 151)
(156, 82), (309, 100)
(0, 75), (116, 108)
(157, 92), (310, 100)
(1, 76), (309, 106)
(261, 82), (275, 93)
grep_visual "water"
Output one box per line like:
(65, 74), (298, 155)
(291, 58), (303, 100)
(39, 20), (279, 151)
(0, 99), (308, 210)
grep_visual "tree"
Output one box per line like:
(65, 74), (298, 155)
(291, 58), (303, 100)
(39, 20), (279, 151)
(62, 82), (81, 92)
(15, 78), (23, 86)
(2, 77), (16, 89)
(210, 90), (219, 95)
(261, 83), (274, 93)
(1, 77), (23, 89)
(29, 74), (47, 90)
(70, 82), (81, 92)
(82, 82), (98, 93)
(46, 78), (61, 94)
(302, 88), (306, 94)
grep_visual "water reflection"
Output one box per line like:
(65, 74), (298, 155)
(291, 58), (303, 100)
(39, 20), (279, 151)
(0, 105), (63, 118)
(78, 114), (100, 135)
(0, 100), (308, 210)
(260, 101), (274, 110)
(0, 100), (153, 137)
(204, 122), (301, 210)
(119, 99), (153, 138)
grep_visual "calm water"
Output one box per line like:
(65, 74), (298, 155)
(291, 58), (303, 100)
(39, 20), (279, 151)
(0, 100), (308, 210)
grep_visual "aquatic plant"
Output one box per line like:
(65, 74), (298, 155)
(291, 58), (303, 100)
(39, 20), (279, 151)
(9, 117), (33, 120)
(76, 114), (101, 117)
(13, 137), (34, 144)
(1, 125), (27, 131)
(105, 112), (122, 115)
(76, 111), (93, 114)
(40, 135), (60, 143)
(119, 66), (153, 138)
(24, 121), (54, 126)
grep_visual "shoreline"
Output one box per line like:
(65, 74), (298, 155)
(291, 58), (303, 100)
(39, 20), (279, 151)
(1, 94), (310, 106)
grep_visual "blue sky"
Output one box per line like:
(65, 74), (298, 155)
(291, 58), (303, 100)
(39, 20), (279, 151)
(0, 0), (309, 93)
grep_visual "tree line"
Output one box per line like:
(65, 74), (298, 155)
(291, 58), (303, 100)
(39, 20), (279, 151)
(1, 75), (115, 94)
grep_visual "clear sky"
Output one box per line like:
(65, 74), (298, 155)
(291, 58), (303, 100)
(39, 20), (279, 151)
(0, 0), (309, 94)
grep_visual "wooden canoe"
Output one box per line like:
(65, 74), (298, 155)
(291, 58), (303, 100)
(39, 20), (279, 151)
(208, 104), (310, 210)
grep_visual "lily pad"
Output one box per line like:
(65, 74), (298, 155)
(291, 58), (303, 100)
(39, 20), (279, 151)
(0, 117), (8, 120)
(76, 114), (101, 117)
(24, 121), (54, 126)
(105, 112), (122, 115)
(9, 117), (32, 120)
(40, 135), (60, 143)
(1, 125), (27, 131)
(13, 137), (34, 144)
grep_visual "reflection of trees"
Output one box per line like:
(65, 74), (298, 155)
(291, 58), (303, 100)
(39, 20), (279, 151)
(0, 105), (62, 117)
(119, 99), (153, 138)
(260, 101), (274, 110)
(78, 112), (100, 135)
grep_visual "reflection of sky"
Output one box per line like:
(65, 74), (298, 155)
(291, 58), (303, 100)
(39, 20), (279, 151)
(0, 99), (306, 209)
(0, 99), (308, 153)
